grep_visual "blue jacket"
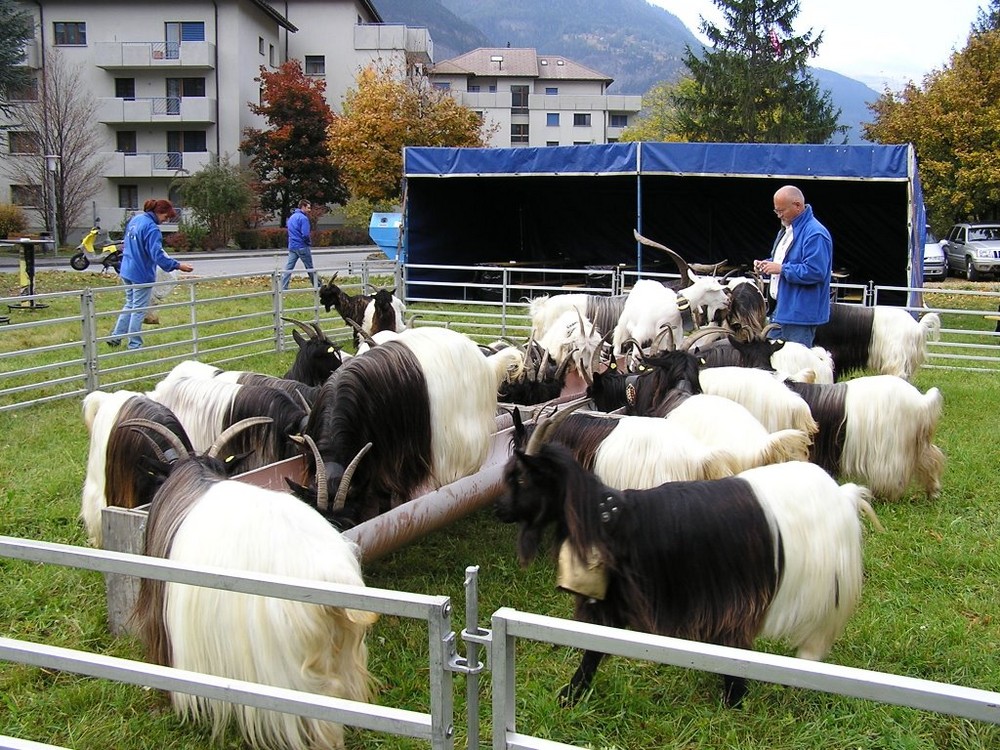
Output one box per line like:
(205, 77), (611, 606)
(287, 208), (311, 250)
(119, 210), (181, 284)
(771, 204), (833, 327)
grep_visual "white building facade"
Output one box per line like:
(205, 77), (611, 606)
(2, 0), (432, 236)
(428, 48), (642, 148)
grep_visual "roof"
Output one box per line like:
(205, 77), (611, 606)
(430, 47), (613, 84)
(251, 0), (299, 32)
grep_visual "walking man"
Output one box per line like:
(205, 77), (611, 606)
(281, 200), (317, 289)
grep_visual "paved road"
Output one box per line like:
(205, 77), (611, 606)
(0, 245), (384, 279)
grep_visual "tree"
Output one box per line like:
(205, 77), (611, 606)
(0, 0), (35, 117)
(618, 79), (691, 142)
(239, 60), (346, 226)
(327, 63), (492, 204)
(0, 49), (105, 243)
(672, 0), (843, 144)
(175, 155), (255, 248)
(973, 0), (1000, 34)
(863, 29), (1000, 227)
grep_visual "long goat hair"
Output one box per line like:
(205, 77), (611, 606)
(362, 287), (406, 337)
(131, 428), (376, 750)
(698, 366), (820, 437)
(302, 326), (523, 526)
(814, 303), (941, 380)
(496, 443), (877, 706)
(164, 358), (321, 408)
(80, 390), (193, 546)
(529, 293), (628, 342)
(693, 334), (835, 383)
(787, 375), (946, 500)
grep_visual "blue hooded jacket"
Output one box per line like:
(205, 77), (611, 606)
(119, 210), (181, 284)
(287, 208), (311, 250)
(771, 204), (833, 327)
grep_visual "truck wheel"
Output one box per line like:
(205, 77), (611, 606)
(69, 253), (90, 271)
(966, 259), (981, 281)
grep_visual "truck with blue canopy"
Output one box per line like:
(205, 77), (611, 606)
(401, 141), (926, 306)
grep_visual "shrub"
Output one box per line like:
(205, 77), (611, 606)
(179, 220), (210, 250)
(164, 231), (189, 251)
(0, 203), (28, 239)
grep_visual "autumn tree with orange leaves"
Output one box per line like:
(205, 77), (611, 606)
(240, 60), (346, 226)
(328, 64), (493, 206)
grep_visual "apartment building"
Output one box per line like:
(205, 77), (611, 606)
(428, 48), (642, 148)
(3, 0), (432, 236)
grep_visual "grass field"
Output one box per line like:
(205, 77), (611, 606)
(1, 273), (999, 749)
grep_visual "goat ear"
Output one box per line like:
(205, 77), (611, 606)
(137, 454), (171, 482)
(285, 477), (318, 507)
(292, 329), (306, 347)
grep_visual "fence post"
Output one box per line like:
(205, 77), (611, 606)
(428, 599), (456, 750)
(272, 272), (286, 355)
(490, 610), (515, 750)
(81, 290), (99, 393)
(188, 282), (199, 356)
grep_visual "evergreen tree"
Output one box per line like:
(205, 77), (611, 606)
(239, 60), (346, 226)
(0, 0), (35, 116)
(672, 0), (843, 144)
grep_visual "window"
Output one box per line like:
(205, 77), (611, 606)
(11, 184), (42, 207)
(167, 130), (208, 164)
(304, 56), (325, 75)
(164, 21), (205, 59)
(488, 85), (496, 93)
(573, 113), (591, 127)
(116, 131), (137, 154)
(259, 37), (265, 55)
(269, 44), (275, 67)
(432, 81), (451, 91)
(511, 85), (529, 113)
(546, 141), (559, 147)
(468, 84), (480, 93)
(546, 113), (559, 127)
(545, 87), (558, 95)
(53, 22), (86, 46)
(9, 75), (38, 101)
(118, 185), (139, 210)
(511, 123), (529, 144)
(8, 132), (40, 154)
(610, 114), (628, 128)
(115, 78), (136, 100)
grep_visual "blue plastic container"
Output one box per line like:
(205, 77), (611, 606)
(369, 213), (402, 260)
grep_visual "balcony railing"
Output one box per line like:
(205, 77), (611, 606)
(97, 97), (216, 124)
(95, 41), (215, 69)
(101, 151), (214, 178)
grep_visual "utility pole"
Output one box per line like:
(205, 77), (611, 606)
(44, 154), (60, 247)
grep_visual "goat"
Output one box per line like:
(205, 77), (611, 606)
(319, 272), (371, 344)
(786, 375), (946, 500)
(697, 366), (819, 437)
(299, 326), (523, 527)
(282, 317), (348, 387)
(692, 333), (835, 384)
(163, 358), (321, 408)
(814, 303), (941, 379)
(498, 338), (574, 406)
(149, 373), (308, 469)
(129, 419), (377, 750)
(537, 309), (607, 384)
(80, 390), (193, 546)
(721, 277), (768, 340)
(496, 433), (878, 707)
(363, 287), (406, 337)
(529, 293), (628, 343)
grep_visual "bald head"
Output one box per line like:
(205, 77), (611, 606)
(773, 185), (805, 226)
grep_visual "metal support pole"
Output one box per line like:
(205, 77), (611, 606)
(44, 155), (60, 248)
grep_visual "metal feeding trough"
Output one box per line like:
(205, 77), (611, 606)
(100, 374), (589, 635)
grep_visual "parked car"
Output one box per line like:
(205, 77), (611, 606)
(943, 222), (1000, 280)
(922, 227), (946, 281)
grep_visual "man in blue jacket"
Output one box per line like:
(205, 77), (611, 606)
(109, 199), (192, 350)
(281, 200), (316, 290)
(754, 185), (832, 347)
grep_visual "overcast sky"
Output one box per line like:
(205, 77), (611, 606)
(647, 0), (986, 90)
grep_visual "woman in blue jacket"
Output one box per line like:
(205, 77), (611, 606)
(754, 185), (832, 347)
(109, 199), (192, 350)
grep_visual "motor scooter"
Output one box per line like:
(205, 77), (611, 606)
(70, 224), (123, 273)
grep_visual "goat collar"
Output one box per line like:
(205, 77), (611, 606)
(597, 489), (625, 532)
(675, 290), (697, 333)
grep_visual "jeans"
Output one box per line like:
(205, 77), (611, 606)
(110, 279), (154, 350)
(281, 246), (318, 290)
(766, 322), (817, 348)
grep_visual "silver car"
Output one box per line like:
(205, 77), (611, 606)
(943, 222), (1000, 280)
(923, 227), (946, 281)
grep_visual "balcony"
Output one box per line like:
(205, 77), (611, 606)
(95, 41), (215, 69)
(97, 97), (216, 124)
(354, 24), (433, 65)
(101, 151), (215, 178)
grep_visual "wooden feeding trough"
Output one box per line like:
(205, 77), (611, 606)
(100, 375), (589, 635)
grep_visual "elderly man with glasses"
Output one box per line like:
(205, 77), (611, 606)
(754, 185), (833, 347)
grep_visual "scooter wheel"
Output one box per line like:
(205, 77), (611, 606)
(70, 253), (90, 271)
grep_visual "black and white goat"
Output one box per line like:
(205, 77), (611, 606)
(691, 332), (835, 384)
(814, 303), (941, 379)
(282, 317), (348, 387)
(319, 273), (406, 347)
(300, 326), (523, 526)
(80, 389), (193, 547)
(129, 419), (376, 750)
(496, 433), (879, 707)
(165, 358), (321, 408)
(363, 286), (406, 337)
(786, 375), (946, 500)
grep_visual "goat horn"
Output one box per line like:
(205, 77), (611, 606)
(118, 418), (188, 462)
(291, 434), (328, 512)
(207, 416), (274, 459)
(293, 389), (312, 415)
(347, 318), (378, 347)
(524, 397), (590, 456)
(651, 325), (676, 354)
(633, 229), (693, 289)
(332, 441), (373, 512)
(680, 324), (733, 351)
(583, 329), (614, 386)
(281, 316), (319, 339)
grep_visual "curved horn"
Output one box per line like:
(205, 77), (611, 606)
(680, 324), (733, 352)
(291, 434), (328, 512)
(633, 229), (692, 288)
(347, 318), (378, 348)
(293, 389), (312, 415)
(282, 316), (320, 339)
(332, 441), (373, 512)
(118, 418), (189, 461)
(651, 325), (676, 353)
(583, 329), (615, 386)
(207, 416), (274, 458)
(524, 397), (590, 456)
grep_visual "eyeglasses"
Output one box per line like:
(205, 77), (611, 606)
(774, 202), (800, 216)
